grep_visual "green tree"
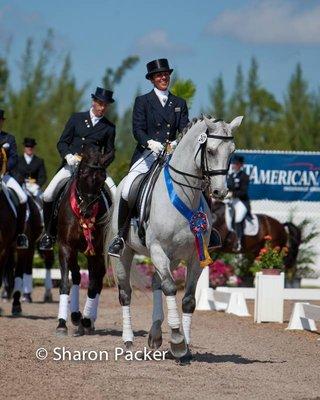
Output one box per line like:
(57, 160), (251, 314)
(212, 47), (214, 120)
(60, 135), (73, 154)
(0, 58), (9, 106)
(102, 56), (139, 123)
(171, 78), (196, 109)
(209, 75), (225, 119)
(281, 63), (314, 150)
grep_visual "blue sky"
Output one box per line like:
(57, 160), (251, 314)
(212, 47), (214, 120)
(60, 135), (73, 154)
(0, 0), (319, 116)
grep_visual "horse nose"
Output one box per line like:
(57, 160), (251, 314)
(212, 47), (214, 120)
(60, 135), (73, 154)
(212, 189), (228, 199)
(213, 189), (220, 197)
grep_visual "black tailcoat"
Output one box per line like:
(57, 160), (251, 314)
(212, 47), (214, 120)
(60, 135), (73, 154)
(57, 111), (115, 166)
(227, 170), (251, 211)
(131, 90), (189, 164)
(12, 155), (47, 187)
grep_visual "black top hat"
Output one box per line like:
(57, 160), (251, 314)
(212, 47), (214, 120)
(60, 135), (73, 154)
(91, 87), (115, 104)
(145, 58), (173, 80)
(0, 109), (5, 120)
(23, 137), (37, 147)
(231, 155), (245, 164)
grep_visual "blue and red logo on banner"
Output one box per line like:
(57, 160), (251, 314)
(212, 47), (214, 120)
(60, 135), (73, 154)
(237, 151), (320, 201)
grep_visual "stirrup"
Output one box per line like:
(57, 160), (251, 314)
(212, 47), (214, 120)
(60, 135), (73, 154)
(39, 233), (54, 251)
(108, 236), (125, 258)
(17, 234), (29, 250)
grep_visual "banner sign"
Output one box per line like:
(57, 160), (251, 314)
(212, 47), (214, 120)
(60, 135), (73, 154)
(238, 151), (320, 201)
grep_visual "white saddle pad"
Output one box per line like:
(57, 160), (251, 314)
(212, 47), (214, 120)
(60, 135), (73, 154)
(225, 205), (259, 236)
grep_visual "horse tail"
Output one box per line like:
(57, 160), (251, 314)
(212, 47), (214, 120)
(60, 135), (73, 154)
(283, 222), (302, 269)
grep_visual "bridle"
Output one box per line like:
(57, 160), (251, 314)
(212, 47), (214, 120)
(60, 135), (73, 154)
(167, 126), (234, 191)
(75, 160), (106, 214)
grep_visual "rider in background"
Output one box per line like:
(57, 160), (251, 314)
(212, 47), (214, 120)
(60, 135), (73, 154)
(227, 155), (251, 252)
(0, 109), (29, 249)
(39, 87), (116, 251)
(13, 137), (47, 199)
(108, 58), (189, 257)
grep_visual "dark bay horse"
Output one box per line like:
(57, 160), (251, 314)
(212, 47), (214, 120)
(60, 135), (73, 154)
(56, 146), (113, 336)
(0, 144), (17, 300)
(211, 200), (301, 272)
(11, 194), (55, 315)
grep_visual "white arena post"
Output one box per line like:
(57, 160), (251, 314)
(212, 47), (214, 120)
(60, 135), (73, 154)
(254, 272), (285, 323)
(286, 302), (318, 331)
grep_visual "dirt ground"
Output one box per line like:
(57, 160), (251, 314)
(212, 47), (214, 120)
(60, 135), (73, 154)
(0, 287), (320, 400)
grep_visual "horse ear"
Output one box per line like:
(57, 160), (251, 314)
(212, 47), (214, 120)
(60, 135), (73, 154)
(203, 114), (217, 130)
(229, 116), (243, 131)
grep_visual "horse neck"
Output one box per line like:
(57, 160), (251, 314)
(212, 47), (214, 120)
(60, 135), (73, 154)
(169, 127), (203, 210)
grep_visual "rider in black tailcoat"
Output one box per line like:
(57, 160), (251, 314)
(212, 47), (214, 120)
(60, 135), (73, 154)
(13, 138), (47, 188)
(108, 58), (189, 257)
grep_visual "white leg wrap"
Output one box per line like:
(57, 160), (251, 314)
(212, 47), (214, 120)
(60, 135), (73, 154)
(45, 269), (53, 290)
(166, 296), (180, 329)
(152, 289), (164, 323)
(122, 305), (134, 342)
(182, 313), (192, 345)
(13, 277), (23, 293)
(83, 296), (96, 319)
(70, 284), (80, 313)
(23, 273), (33, 294)
(58, 294), (69, 321)
(92, 294), (100, 321)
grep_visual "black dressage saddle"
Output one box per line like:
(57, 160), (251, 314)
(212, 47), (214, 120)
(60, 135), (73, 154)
(127, 157), (165, 245)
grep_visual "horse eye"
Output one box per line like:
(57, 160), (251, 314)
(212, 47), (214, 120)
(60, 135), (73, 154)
(207, 148), (216, 156)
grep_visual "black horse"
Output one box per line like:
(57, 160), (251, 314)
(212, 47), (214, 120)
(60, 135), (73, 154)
(56, 146), (113, 336)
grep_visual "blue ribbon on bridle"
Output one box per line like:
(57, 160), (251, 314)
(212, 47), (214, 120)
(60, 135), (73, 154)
(164, 160), (213, 267)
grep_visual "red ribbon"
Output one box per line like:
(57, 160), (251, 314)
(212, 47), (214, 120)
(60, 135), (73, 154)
(69, 180), (99, 256)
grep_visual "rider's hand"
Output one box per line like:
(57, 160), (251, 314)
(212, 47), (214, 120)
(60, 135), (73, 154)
(170, 140), (178, 150)
(147, 140), (164, 154)
(65, 154), (78, 166)
(225, 191), (233, 199)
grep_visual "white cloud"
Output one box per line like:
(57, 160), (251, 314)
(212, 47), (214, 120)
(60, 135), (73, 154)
(207, 0), (320, 44)
(134, 29), (192, 55)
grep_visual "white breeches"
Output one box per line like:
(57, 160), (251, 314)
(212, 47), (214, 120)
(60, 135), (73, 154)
(43, 165), (117, 203)
(43, 165), (74, 202)
(232, 199), (247, 223)
(122, 150), (157, 201)
(2, 175), (27, 203)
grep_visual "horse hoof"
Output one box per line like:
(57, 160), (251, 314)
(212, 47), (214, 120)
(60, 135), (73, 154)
(177, 347), (192, 365)
(148, 320), (163, 349)
(71, 312), (82, 326)
(81, 318), (95, 335)
(169, 329), (188, 359)
(11, 304), (22, 316)
(43, 290), (53, 303)
(56, 319), (68, 336)
(124, 341), (133, 350)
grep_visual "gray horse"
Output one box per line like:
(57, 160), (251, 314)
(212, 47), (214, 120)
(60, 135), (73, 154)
(108, 115), (242, 358)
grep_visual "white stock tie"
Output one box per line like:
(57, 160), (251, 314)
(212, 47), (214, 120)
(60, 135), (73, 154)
(162, 96), (168, 107)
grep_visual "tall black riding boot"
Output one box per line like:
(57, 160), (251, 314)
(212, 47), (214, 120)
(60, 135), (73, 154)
(39, 201), (55, 251)
(234, 222), (244, 252)
(108, 198), (131, 258)
(16, 203), (29, 249)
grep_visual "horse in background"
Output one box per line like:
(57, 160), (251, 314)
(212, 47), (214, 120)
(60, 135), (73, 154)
(0, 143), (17, 300)
(56, 145), (113, 336)
(11, 192), (56, 314)
(211, 200), (301, 274)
